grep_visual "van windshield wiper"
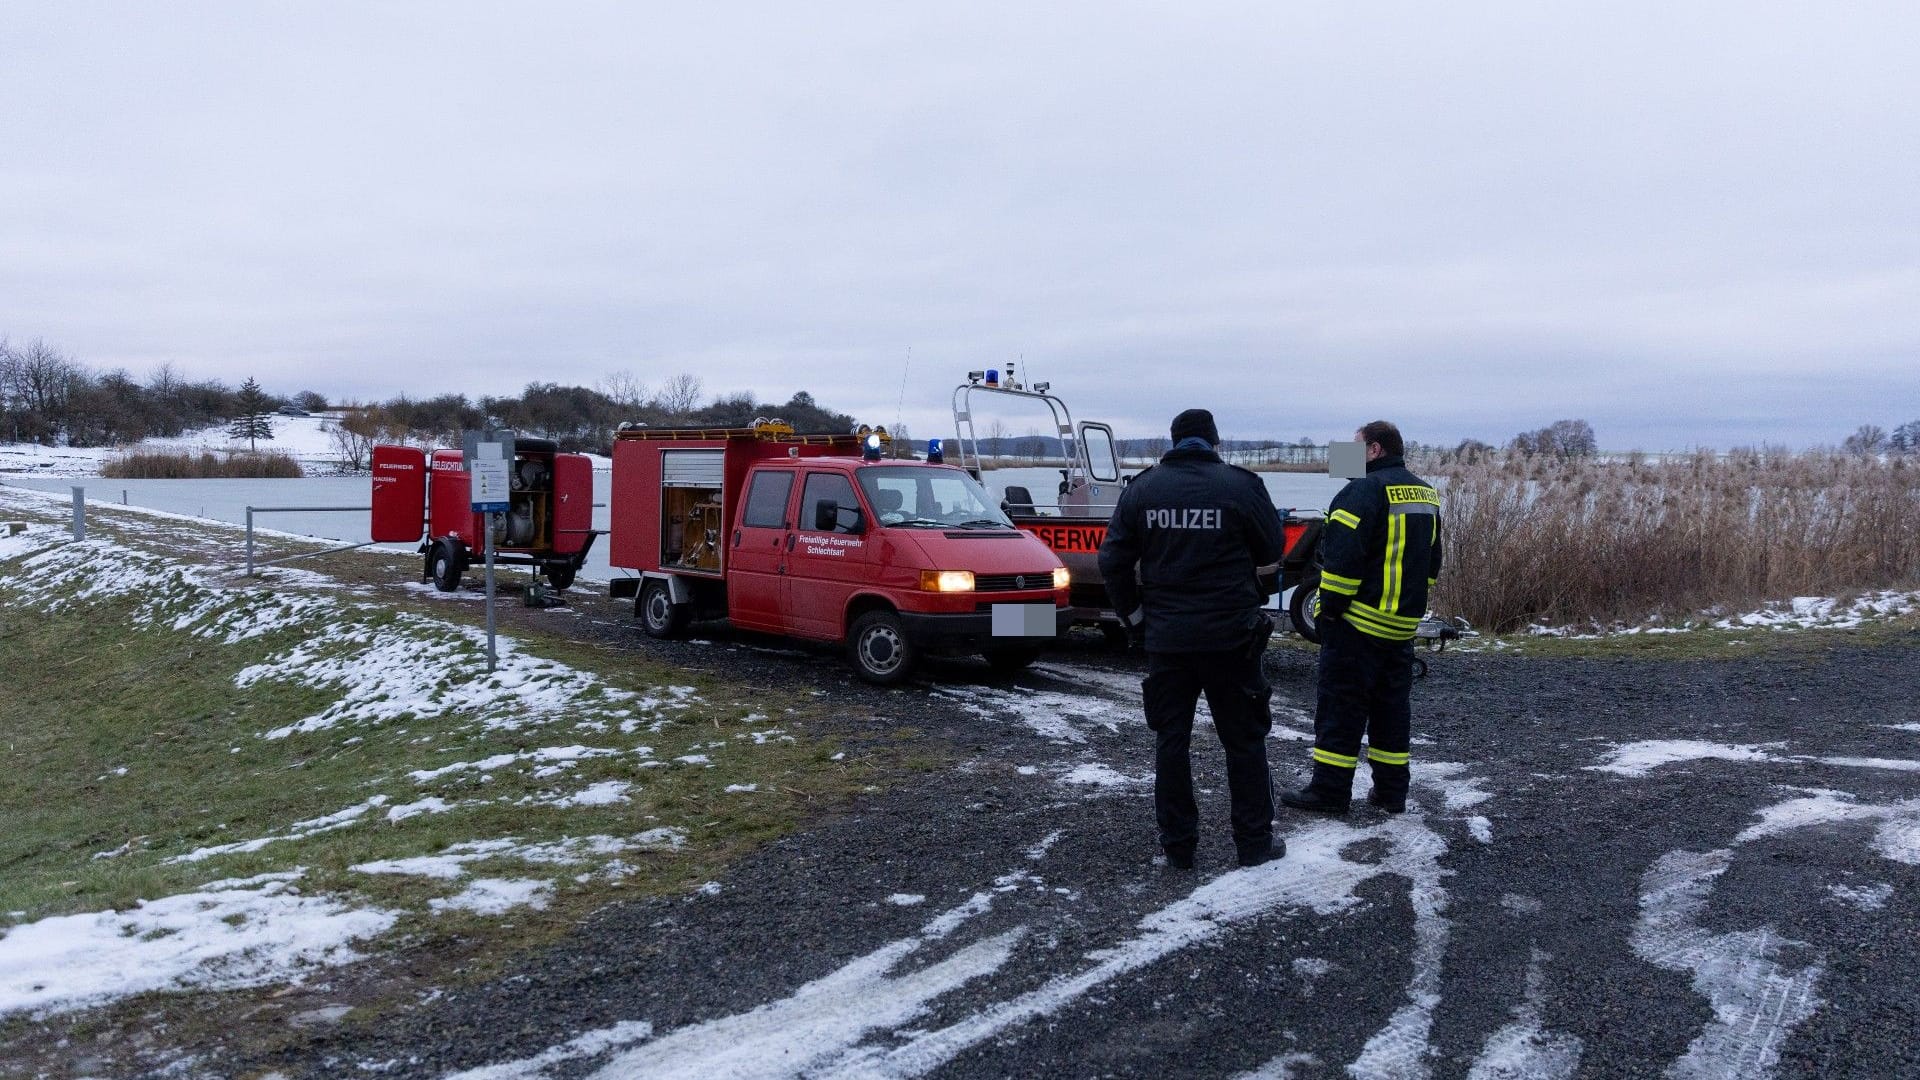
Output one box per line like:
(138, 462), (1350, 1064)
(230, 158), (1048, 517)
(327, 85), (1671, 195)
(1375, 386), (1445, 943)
(887, 517), (948, 528)
(951, 518), (1014, 530)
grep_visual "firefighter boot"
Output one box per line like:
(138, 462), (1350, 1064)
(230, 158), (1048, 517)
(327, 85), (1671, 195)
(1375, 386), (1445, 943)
(1366, 762), (1409, 814)
(1280, 762), (1353, 814)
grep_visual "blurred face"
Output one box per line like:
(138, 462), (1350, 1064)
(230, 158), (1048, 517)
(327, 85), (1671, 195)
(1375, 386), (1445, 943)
(1355, 428), (1383, 462)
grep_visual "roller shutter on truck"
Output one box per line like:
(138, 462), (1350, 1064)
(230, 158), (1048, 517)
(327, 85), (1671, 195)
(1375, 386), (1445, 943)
(662, 450), (724, 488)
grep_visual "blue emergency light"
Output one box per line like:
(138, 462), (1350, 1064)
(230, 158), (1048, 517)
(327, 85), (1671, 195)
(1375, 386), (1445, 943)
(926, 438), (944, 464)
(863, 433), (884, 461)
(985, 369), (1000, 387)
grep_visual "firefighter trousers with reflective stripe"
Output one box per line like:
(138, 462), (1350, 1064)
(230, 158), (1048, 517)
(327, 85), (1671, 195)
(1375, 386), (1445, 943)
(1312, 614), (1415, 799)
(1143, 645), (1275, 858)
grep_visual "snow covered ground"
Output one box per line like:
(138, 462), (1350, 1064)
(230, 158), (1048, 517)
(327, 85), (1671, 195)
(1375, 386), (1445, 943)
(0, 413), (358, 478)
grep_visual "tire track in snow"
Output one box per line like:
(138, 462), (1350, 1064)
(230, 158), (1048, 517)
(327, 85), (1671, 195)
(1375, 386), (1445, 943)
(1629, 792), (1920, 1079)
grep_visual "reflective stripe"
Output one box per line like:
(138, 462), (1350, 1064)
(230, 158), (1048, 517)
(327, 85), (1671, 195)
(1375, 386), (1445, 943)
(1345, 602), (1418, 641)
(1382, 513), (1404, 614)
(1349, 600), (1419, 630)
(1320, 570), (1361, 596)
(1367, 747), (1410, 765)
(1312, 748), (1359, 768)
(1329, 508), (1361, 530)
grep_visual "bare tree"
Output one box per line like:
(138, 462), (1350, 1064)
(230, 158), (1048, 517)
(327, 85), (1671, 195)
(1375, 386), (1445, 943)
(1843, 424), (1888, 456)
(985, 418), (1009, 464)
(600, 370), (649, 413)
(9, 339), (83, 436)
(328, 404), (388, 471)
(654, 372), (705, 417)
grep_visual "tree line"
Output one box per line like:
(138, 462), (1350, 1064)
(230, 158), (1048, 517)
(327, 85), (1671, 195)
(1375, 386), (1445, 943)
(327, 376), (861, 468)
(0, 335), (864, 464)
(0, 337), (327, 447)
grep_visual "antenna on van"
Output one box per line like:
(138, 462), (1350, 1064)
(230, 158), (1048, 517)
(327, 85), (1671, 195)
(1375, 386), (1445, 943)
(894, 345), (911, 441)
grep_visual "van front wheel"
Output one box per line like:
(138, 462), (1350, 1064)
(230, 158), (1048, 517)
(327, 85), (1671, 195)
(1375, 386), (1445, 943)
(849, 610), (916, 685)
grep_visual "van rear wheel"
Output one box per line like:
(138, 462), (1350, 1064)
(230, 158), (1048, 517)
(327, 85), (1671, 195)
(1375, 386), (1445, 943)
(545, 562), (576, 592)
(849, 610), (916, 685)
(640, 579), (690, 639)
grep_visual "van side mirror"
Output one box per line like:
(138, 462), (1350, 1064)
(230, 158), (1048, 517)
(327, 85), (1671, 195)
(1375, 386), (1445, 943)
(813, 500), (864, 533)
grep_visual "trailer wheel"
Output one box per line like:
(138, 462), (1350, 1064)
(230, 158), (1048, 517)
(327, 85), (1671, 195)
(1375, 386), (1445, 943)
(639, 579), (690, 639)
(545, 563), (576, 592)
(429, 540), (465, 592)
(849, 610), (916, 685)
(983, 645), (1043, 675)
(1288, 574), (1322, 644)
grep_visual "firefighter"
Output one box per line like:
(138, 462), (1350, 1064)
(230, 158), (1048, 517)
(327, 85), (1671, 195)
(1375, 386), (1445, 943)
(1099, 408), (1289, 869)
(1283, 420), (1442, 815)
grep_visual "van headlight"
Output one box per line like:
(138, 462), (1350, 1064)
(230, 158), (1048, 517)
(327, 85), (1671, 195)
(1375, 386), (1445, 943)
(1052, 567), (1071, 589)
(919, 570), (975, 592)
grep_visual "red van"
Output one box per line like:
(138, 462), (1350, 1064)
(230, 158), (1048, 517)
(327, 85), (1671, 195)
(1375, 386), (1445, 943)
(609, 424), (1071, 683)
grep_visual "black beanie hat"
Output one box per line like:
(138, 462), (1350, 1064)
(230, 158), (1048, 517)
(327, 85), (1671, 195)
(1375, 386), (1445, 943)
(1170, 408), (1219, 446)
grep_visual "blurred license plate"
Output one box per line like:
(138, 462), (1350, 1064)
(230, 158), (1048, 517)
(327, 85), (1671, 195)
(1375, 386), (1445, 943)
(992, 603), (1055, 637)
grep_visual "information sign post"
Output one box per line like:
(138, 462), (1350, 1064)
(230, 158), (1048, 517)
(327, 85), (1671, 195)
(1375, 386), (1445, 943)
(469, 441), (512, 672)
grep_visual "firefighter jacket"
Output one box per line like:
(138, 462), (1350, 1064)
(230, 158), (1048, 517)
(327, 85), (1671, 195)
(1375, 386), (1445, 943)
(1318, 454), (1443, 641)
(1098, 445), (1288, 653)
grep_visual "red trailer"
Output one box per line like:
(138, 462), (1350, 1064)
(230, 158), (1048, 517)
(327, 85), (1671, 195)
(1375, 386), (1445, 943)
(608, 422), (1071, 684)
(370, 438), (597, 592)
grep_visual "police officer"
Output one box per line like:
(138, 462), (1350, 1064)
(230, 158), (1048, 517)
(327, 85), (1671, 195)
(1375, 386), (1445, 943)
(1282, 420), (1442, 815)
(1099, 408), (1289, 869)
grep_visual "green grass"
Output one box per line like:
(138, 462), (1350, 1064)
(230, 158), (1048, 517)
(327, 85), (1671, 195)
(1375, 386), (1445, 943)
(1448, 610), (1920, 661)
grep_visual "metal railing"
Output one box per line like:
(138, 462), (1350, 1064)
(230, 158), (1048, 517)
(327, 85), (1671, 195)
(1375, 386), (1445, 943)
(244, 505), (375, 576)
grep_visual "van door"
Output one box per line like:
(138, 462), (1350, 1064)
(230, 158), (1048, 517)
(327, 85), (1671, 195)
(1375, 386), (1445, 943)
(785, 471), (871, 640)
(727, 467), (795, 632)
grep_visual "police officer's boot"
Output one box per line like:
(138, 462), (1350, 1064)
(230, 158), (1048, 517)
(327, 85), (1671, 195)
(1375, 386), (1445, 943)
(1280, 762), (1353, 814)
(1366, 762), (1409, 814)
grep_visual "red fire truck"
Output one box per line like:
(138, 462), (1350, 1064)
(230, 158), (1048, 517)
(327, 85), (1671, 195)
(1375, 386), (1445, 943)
(607, 422), (1071, 684)
(370, 438), (598, 592)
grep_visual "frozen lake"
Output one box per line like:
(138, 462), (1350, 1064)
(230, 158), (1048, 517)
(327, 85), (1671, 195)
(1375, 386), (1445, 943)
(3, 463), (1347, 588)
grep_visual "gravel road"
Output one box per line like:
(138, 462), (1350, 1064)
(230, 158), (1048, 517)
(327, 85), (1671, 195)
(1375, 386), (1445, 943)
(244, 595), (1920, 1080)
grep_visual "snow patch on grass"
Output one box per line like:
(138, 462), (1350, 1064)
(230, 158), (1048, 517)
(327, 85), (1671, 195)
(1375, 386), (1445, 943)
(0, 871), (395, 1020)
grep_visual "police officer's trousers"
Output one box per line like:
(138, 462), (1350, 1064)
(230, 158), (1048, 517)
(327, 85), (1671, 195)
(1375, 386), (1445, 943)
(1309, 614), (1415, 800)
(1143, 646), (1275, 860)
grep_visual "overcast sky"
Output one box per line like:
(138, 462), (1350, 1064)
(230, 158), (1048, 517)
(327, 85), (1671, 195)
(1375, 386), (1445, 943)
(3, 2), (1915, 451)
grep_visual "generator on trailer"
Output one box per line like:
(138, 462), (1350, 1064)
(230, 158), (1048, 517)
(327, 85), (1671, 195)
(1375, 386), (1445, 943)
(370, 438), (598, 592)
(607, 420), (1072, 684)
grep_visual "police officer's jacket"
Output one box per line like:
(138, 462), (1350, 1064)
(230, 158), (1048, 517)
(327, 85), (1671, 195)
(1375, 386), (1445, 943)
(1319, 455), (1443, 641)
(1098, 444), (1287, 653)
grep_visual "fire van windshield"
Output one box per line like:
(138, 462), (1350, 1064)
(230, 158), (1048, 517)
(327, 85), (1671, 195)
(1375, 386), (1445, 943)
(856, 466), (1014, 530)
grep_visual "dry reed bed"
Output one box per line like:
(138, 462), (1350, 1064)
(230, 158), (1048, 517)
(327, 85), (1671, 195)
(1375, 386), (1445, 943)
(1428, 451), (1920, 632)
(101, 450), (304, 479)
